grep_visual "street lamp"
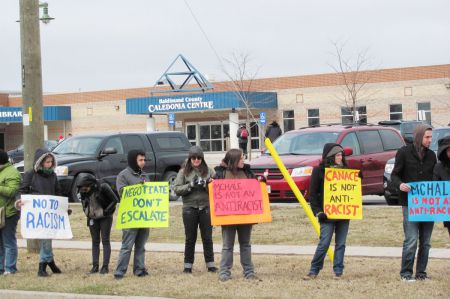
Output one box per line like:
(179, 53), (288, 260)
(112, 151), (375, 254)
(39, 2), (54, 24)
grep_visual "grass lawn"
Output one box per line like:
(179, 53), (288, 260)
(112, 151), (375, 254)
(17, 204), (448, 248)
(1, 249), (448, 298)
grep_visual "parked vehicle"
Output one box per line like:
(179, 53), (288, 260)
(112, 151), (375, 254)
(383, 126), (450, 205)
(8, 140), (58, 164)
(250, 124), (404, 201)
(378, 120), (425, 144)
(15, 132), (191, 202)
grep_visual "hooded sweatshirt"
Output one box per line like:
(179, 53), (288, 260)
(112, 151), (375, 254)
(19, 148), (61, 196)
(265, 121), (283, 142)
(116, 149), (147, 198)
(433, 136), (450, 229)
(391, 126), (436, 206)
(309, 143), (346, 218)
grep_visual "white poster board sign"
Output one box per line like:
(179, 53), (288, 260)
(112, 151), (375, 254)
(21, 195), (73, 239)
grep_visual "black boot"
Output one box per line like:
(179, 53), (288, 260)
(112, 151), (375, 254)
(47, 260), (62, 274)
(89, 264), (99, 274)
(100, 265), (109, 274)
(38, 262), (49, 277)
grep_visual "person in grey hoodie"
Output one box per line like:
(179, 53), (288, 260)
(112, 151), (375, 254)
(113, 149), (149, 279)
(173, 146), (217, 274)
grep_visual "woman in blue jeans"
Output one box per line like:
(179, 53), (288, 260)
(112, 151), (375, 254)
(16, 149), (65, 277)
(304, 143), (355, 280)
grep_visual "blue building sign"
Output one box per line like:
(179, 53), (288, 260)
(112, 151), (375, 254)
(168, 113), (175, 126)
(126, 91), (277, 114)
(0, 106), (71, 123)
(260, 112), (266, 124)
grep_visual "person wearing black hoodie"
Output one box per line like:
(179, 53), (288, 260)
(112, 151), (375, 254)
(113, 149), (149, 280)
(77, 173), (118, 274)
(16, 149), (63, 277)
(433, 136), (450, 236)
(303, 143), (352, 280)
(264, 121), (282, 143)
(390, 124), (436, 282)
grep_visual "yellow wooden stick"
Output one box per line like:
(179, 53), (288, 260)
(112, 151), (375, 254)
(264, 138), (334, 262)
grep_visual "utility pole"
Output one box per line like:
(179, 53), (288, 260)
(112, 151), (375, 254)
(20, 0), (45, 253)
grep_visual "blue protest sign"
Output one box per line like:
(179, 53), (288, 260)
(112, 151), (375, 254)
(260, 112), (266, 124)
(408, 181), (450, 221)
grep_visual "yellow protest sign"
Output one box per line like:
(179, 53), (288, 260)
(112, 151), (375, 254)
(116, 182), (169, 229)
(323, 168), (362, 220)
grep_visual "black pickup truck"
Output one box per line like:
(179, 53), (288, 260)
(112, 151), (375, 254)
(41, 132), (190, 202)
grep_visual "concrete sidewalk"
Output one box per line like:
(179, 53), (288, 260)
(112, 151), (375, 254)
(17, 239), (450, 259)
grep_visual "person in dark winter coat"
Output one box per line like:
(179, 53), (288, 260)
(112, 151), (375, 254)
(433, 136), (450, 236)
(264, 121), (282, 142)
(15, 149), (64, 277)
(213, 148), (264, 282)
(236, 125), (249, 157)
(390, 124), (436, 282)
(173, 146), (217, 274)
(303, 143), (353, 280)
(114, 149), (149, 280)
(77, 173), (118, 274)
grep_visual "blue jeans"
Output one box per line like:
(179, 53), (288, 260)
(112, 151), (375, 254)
(0, 213), (20, 273)
(40, 239), (53, 263)
(309, 220), (350, 275)
(400, 206), (434, 278)
(114, 228), (149, 276)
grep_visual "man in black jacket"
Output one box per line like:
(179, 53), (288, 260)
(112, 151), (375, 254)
(433, 136), (450, 236)
(391, 124), (436, 282)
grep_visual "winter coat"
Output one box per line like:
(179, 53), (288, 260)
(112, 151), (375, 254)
(391, 144), (437, 206)
(116, 149), (147, 198)
(265, 122), (282, 142)
(0, 162), (21, 217)
(433, 136), (450, 229)
(213, 163), (256, 180)
(173, 166), (215, 209)
(19, 149), (61, 196)
(237, 127), (249, 144)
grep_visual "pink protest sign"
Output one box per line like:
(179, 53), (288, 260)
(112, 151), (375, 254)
(212, 179), (263, 216)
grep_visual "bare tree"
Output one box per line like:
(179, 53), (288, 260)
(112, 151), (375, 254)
(329, 41), (378, 124)
(221, 52), (262, 160)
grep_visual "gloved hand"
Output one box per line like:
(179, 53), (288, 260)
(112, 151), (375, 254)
(190, 175), (199, 188)
(316, 212), (327, 222)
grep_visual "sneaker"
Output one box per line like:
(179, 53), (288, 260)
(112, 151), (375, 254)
(137, 270), (149, 277)
(114, 274), (124, 280)
(183, 268), (192, 274)
(3, 271), (12, 276)
(245, 273), (261, 281)
(333, 273), (343, 280)
(401, 276), (416, 283)
(219, 275), (231, 282)
(302, 273), (317, 281)
(415, 275), (429, 281)
(207, 267), (218, 273)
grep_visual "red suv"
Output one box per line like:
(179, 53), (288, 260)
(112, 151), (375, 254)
(250, 125), (405, 201)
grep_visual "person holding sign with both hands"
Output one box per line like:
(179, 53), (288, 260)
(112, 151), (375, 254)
(173, 146), (217, 274)
(304, 143), (357, 280)
(213, 148), (265, 282)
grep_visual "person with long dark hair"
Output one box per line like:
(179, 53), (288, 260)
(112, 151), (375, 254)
(213, 148), (264, 282)
(174, 146), (217, 274)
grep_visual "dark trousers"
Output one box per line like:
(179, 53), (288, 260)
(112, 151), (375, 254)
(182, 207), (214, 268)
(89, 216), (113, 267)
(239, 142), (248, 155)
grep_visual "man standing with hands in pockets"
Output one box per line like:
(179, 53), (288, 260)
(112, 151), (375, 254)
(390, 124), (436, 282)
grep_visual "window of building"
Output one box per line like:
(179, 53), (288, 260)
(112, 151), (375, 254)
(389, 104), (403, 120)
(417, 102), (431, 125)
(283, 110), (295, 132)
(186, 125), (196, 146)
(341, 106), (367, 125)
(307, 109), (320, 127)
(199, 123), (226, 152)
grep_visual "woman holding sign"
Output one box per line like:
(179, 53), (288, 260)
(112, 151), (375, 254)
(304, 143), (353, 280)
(213, 148), (264, 282)
(16, 149), (64, 277)
(173, 146), (217, 274)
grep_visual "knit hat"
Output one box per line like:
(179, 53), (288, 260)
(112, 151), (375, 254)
(189, 146), (204, 159)
(0, 150), (9, 165)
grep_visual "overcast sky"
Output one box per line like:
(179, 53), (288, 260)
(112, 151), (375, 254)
(1, 0), (449, 93)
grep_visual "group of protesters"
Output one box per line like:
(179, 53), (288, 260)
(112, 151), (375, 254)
(0, 123), (448, 283)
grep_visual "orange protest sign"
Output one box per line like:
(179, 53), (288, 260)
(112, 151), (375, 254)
(208, 179), (272, 226)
